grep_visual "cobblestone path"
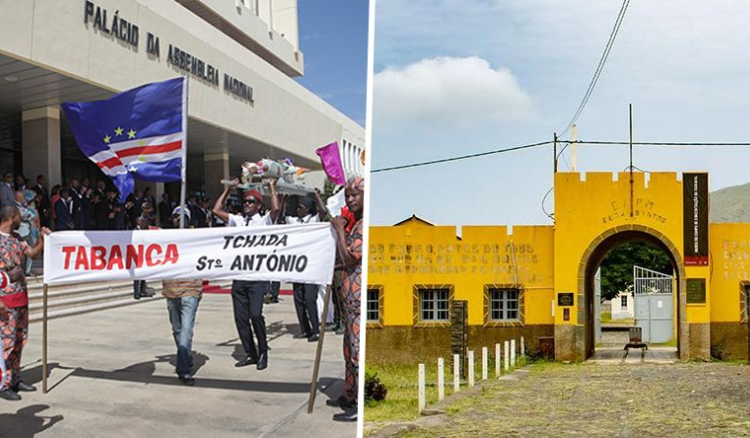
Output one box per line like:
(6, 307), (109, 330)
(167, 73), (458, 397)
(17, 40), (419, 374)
(401, 361), (750, 437)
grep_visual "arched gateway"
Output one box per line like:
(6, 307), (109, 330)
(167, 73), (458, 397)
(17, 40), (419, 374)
(567, 226), (687, 361)
(368, 172), (749, 361)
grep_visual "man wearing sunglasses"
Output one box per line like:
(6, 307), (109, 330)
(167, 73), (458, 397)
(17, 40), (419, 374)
(213, 179), (280, 371)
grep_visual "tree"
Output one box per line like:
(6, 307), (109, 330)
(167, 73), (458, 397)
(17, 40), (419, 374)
(599, 242), (672, 302)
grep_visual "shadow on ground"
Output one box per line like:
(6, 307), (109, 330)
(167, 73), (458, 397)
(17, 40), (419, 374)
(215, 322), (307, 360)
(29, 353), (310, 394)
(318, 377), (346, 404)
(0, 405), (63, 438)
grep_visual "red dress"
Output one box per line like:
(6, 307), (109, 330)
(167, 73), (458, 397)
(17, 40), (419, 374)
(340, 219), (362, 402)
(0, 232), (29, 390)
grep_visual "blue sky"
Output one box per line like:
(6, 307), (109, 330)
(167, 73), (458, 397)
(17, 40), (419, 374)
(370, 0), (750, 227)
(295, 0), (370, 126)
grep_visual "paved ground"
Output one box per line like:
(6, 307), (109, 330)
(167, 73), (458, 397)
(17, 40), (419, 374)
(394, 360), (750, 437)
(0, 293), (355, 437)
(592, 330), (677, 364)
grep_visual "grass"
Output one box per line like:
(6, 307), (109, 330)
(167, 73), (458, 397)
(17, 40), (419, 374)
(601, 311), (635, 326)
(364, 361), (447, 423)
(649, 338), (678, 347)
(365, 351), (528, 423)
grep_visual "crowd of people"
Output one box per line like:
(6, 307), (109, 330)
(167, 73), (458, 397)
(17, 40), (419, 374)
(0, 170), (227, 239)
(0, 169), (364, 423)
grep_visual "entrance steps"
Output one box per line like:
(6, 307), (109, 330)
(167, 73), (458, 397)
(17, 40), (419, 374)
(589, 346), (678, 364)
(23, 277), (232, 324)
(25, 277), (164, 324)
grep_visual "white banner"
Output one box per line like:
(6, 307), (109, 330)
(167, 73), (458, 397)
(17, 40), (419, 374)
(43, 223), (337, 286)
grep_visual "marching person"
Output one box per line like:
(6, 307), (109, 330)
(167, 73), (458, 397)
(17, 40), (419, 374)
(213, 178), (280, 371)
(286, 196), (325, 342)
(162, 206), (203, 386)
(327, 177), (364, 422)
(0, 205), (49, 401)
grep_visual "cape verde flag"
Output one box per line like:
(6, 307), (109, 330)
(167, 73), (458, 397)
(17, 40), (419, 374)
(61, 77), (186, 200)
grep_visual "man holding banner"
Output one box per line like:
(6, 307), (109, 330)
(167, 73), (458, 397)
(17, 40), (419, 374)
(213, 178), (281, 371)
(0, 265), (27, 395)
(0, 205), (49, 401)
(286, 196), (324, 343)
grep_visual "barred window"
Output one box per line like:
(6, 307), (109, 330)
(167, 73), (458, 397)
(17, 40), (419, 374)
(489, 289), (519, 321)
(367, 288), (380, 322)
(420, 289), (450, 321)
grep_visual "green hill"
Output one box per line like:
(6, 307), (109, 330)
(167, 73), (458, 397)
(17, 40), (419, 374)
(710, 181), (750, 223)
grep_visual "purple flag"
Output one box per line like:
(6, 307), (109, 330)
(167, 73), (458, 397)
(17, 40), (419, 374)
(315, 142), (346, 185)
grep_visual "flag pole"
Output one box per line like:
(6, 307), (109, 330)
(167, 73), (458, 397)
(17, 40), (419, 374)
(180, 76), (188, 230)
(42, 231), (50, 394)
(308, 284), (332, 413)
(42, 283), (48, 394)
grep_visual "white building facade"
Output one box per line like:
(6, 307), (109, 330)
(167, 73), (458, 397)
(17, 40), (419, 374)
(0, 0), (365, 202)
(610, 291), (634, 320)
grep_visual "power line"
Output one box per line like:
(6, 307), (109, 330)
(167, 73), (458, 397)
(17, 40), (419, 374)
(541, 186), (555, 221)
(371, 138), (750, 173)
(574, 140), (750, 146)
(557, 0), (631, 147)
(370, 141), (553, 173)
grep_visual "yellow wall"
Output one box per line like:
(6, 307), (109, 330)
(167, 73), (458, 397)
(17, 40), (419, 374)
(709, 223), (750, 322)
(368, 220), (554, 326)
(554, 172), (710, 325)
(369, 172), (743, 335)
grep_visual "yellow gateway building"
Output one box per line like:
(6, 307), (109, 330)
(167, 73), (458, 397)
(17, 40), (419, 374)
(367, 171), (750, 362)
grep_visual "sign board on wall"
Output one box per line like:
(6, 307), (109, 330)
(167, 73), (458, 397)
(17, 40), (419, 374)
(682, 173), (709, 266)
(557, 292), (574, 307)
(686, 278), (707, 304)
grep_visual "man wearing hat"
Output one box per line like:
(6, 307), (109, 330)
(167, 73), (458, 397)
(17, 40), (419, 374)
(213, 179), (280, 371)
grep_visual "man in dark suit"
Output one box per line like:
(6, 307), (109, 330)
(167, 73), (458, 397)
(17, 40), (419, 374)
(77, 178), (93, 230)
(186, 196), (201, 228)
(158, 193), (174, 228)
(92, 180), (109, 230)
(68, 179), (83, 230)
(33, 175), (51, 229)
(0, 172), (14, 208)
(54, 188), (74, 231)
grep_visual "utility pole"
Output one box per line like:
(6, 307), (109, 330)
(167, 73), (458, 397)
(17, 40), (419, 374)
(629, 104), (634, 217)
(571, 125), (578, 171)
(553, 132), (558, 173)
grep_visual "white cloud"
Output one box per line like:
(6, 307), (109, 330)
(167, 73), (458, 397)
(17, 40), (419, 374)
(373, 57), (534, 129)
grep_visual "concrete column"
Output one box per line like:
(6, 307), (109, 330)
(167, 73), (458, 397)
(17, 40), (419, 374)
(22, 107), (61, 186)
(203, 150), (230, 203)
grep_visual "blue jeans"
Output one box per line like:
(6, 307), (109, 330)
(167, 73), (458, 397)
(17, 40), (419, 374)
(166, 296), (200, 376)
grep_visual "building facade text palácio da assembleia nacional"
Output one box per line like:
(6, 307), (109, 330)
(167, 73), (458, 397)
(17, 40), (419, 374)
(0, 0), (365, 200)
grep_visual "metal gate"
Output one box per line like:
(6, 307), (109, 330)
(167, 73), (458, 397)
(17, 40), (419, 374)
(633, 266), (674, 343)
